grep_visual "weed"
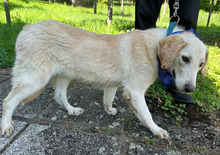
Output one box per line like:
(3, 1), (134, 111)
(195, 146), (205, 154)
(176, 122), (180, 126)
(38, 117), (41, 123)
(125, 115), (132, 129)
(145, 137), (157, 145)
(167, 145), (179, 151)
(148, 80), (189, 125)
(173, 146), (178, 151)
(175, 115), (183, 122)
(102, 126), (110, 131)
(171, 111), (175, 115)
(164, 113), (170, 118)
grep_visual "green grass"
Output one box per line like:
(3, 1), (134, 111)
(0, 0), (219, 117)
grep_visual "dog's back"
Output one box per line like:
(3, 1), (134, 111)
(14, 20), (125, 87)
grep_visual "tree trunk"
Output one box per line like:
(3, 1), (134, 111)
(107, 0), (113, 25)
(121, 0), (124, 16)
(93, 0), (97, 14)
(162, 0), (168, 20)
(4, 0), (11, 24)
(207, 0), (214, 27)
(72, 0), (77, 6)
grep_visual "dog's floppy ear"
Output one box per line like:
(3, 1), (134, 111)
(158, 35), (188, 69)
(201, 50), (209, 76)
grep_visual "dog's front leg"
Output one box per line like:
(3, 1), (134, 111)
(123, 90), (169, 139)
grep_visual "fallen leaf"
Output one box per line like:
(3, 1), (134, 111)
(168, 140), (172, 146)
(126, 110), (132, 114)
(158, 97), (162, 103)
(176, 118), (181, 122)
(93, 102), (100, 105)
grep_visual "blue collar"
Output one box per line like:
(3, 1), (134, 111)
(166, 21), (198, 37)
(157, 57), (174, 88)
(167, 29), (198, 37)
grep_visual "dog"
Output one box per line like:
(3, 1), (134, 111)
(1, 20), (208, 138)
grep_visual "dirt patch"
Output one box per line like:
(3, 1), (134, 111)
(200, 38), (220, 47)
(0, 68), (12, 75)
(125, 95), (220, 154)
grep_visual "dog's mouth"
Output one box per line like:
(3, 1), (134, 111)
(172, 70), (176, 79)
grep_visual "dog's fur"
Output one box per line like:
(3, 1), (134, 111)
(1, 20), (208, 138)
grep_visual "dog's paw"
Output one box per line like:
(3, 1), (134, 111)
(106, 107), (118, 116)
(152, 127), (169, 139)
(1, 122), (15, 137)
(67, 106), (84, 116)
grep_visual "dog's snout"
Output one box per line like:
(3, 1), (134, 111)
(184, 84), (195, 93)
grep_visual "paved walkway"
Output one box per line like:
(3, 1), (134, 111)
(0, 69), (220, 155)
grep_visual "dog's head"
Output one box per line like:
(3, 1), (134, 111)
(158, 32), (208, 93)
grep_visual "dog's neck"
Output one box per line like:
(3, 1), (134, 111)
(154, 26), (186, 87)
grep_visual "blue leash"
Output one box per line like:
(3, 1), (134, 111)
(167, 21), (177, 35)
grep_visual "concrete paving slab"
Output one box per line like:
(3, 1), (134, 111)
(0, 80), (53, 117)
(0, 121), (27, 152)
(3, 124), (122, 155)
(40, 83), (130, 130)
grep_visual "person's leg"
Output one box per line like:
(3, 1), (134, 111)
(135, 0), (163, 30)
(169, 0), (201, 30)
(167, 0), (201, 103)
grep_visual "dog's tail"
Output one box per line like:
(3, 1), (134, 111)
(22, 87), (45, 104)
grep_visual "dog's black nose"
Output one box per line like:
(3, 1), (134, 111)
(184, 84), (194, 93)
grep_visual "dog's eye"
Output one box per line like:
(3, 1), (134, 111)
(182, 56), (190, 63)
(200, 62), (204, 68)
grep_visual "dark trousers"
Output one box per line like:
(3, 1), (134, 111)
(135, 0), (201, 30)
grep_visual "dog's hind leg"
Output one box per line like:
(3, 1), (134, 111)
(123, 89), (169, 139)
(51, 76), (84, 115)
(1, 77), (47, 137)
(103, 87), (118, 115)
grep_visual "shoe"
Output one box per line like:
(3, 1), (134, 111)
(166, 82), (194, 104)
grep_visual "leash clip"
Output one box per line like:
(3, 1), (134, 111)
(173, 2), (179, 17)
(169, 1), (180, 23)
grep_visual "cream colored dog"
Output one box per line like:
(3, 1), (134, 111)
(1, 20), (208, 138)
